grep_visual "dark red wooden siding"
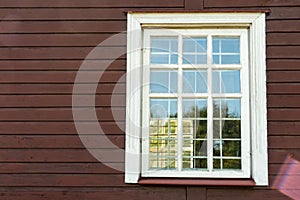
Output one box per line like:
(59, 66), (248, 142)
(0, 0), (299, 199)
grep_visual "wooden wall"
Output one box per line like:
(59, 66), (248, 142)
(0, 0), (299, 199)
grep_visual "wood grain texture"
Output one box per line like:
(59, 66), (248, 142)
(207, 189), (291, 200)
(0, 60), (126, 71)
(0, 84), (126, 95)
(0, 135), (125, 149)
(0, 108), (125, 121)
(0, 95), (126, 107)
(0, 122), (125, 135)
(0, 188), (186, 200)
(0, 0), (184, 8)
(204, 0), (300, 7)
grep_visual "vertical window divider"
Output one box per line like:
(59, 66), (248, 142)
(207, 34), (213, 172)
(178, 35), (183, 172)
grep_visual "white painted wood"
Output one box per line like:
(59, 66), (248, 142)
(126, 12), (268, 185)
(125, 13), (143, 183)
(249, 13), (268, 186)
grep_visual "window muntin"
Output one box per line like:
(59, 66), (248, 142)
(142, 29), (250, 178)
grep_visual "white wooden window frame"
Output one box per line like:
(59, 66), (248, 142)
(126, 12), (268, 186)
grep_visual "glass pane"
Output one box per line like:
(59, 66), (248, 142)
(212, 37), (240, 64)
(150, 99), (178, 118)
(196, 55), (207, 64)
(170, 54), (178, 64)
(222, 141), (241, 157)
(221, 99), (241, 118)
(222, 120), (241, 138)
(151, 37), (178, 64)
(151, 38), (169, 52)
(221, 55), (240, 64)
(223, 159), (241, 169)
(213, 120), (220, 138)
(213, 140), (221, 156)
(196, 99), (207, 118)
(151, 54), (169, 64)
(183, 37), (207, 64)
(150, 70), (178, 93)
(213, 99), (241, 119)
(183, 99), (195, 118)
(183, 39), (196, 52)
(213, 39), (220, 53)
(213, 159), (221, 169)
(183, 55), (196, 64)
(183, 158), (207, 169)
(183, 120), (193, 137)
(195, 120), (207, 138)
(212, 70), (240, 93)
(183, 37), (207, 53)
(183, 70), (207, 93)
(195, 140), (207, 156)
(221, 38), (240, 53)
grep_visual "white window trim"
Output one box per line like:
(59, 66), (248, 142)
(125, 12), (268, 186)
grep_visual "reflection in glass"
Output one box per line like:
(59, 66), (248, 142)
(212, 98), (242, 170)
(213, 99), (241, 118)
(213, 37), (240, 64)
(223, 159), (241, 169)
(150, 70), (178, 93)
(183, 99), (207, 118)
(222, 141), (241, 157)
(149, 98), (178, 169)
(183, 70), (207, 93)
(150, 99), (177, 118)
(183, 37), (207, 64)
(151, 37), (178, 64)
(213, 70), (240, 93)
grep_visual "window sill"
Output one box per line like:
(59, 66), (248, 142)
(138, 178), (256, 186)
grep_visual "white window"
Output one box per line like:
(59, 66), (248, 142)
(126, 12), (268, 186)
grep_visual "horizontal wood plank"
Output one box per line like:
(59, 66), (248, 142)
(0, 122), (125, 135)
(0, 21), (126, 33)
(267, 33), (300, 45)
(267, 59), (300, 71)
(207, 188), (291, 200)
(0, 0), (184, 8)
(0, 95), (125, 107)
(267, 71), (300, 83)
(267, 7), (300, 19)
(0, 163), (123, 174)
(0, 149), (124, 162)
(0, 108), (125, 121)
(268, 122), (300, 135)
(267, 20), (300, 32)
(268, 136), (300, 149)
(0, 174), (127, 187)
(269, 149), (300, 164)
(0, 47), (126, 60)
(268, 83), (300, 95)
(0, 60), (126, 71)
(204, 0), (300, 7)
(0, 188), (186, 200)
(0, 135), (125, 149)
(0, 71), (125, 83)
(268, 108), (300, 121)
(0, 8), (126, 20)
(267, 46), (300, 59)
(0, 83), (126, 95)
(268, 95), (300, 108)
(269, 163), (300, 175)
(0, 34), (126, 47)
